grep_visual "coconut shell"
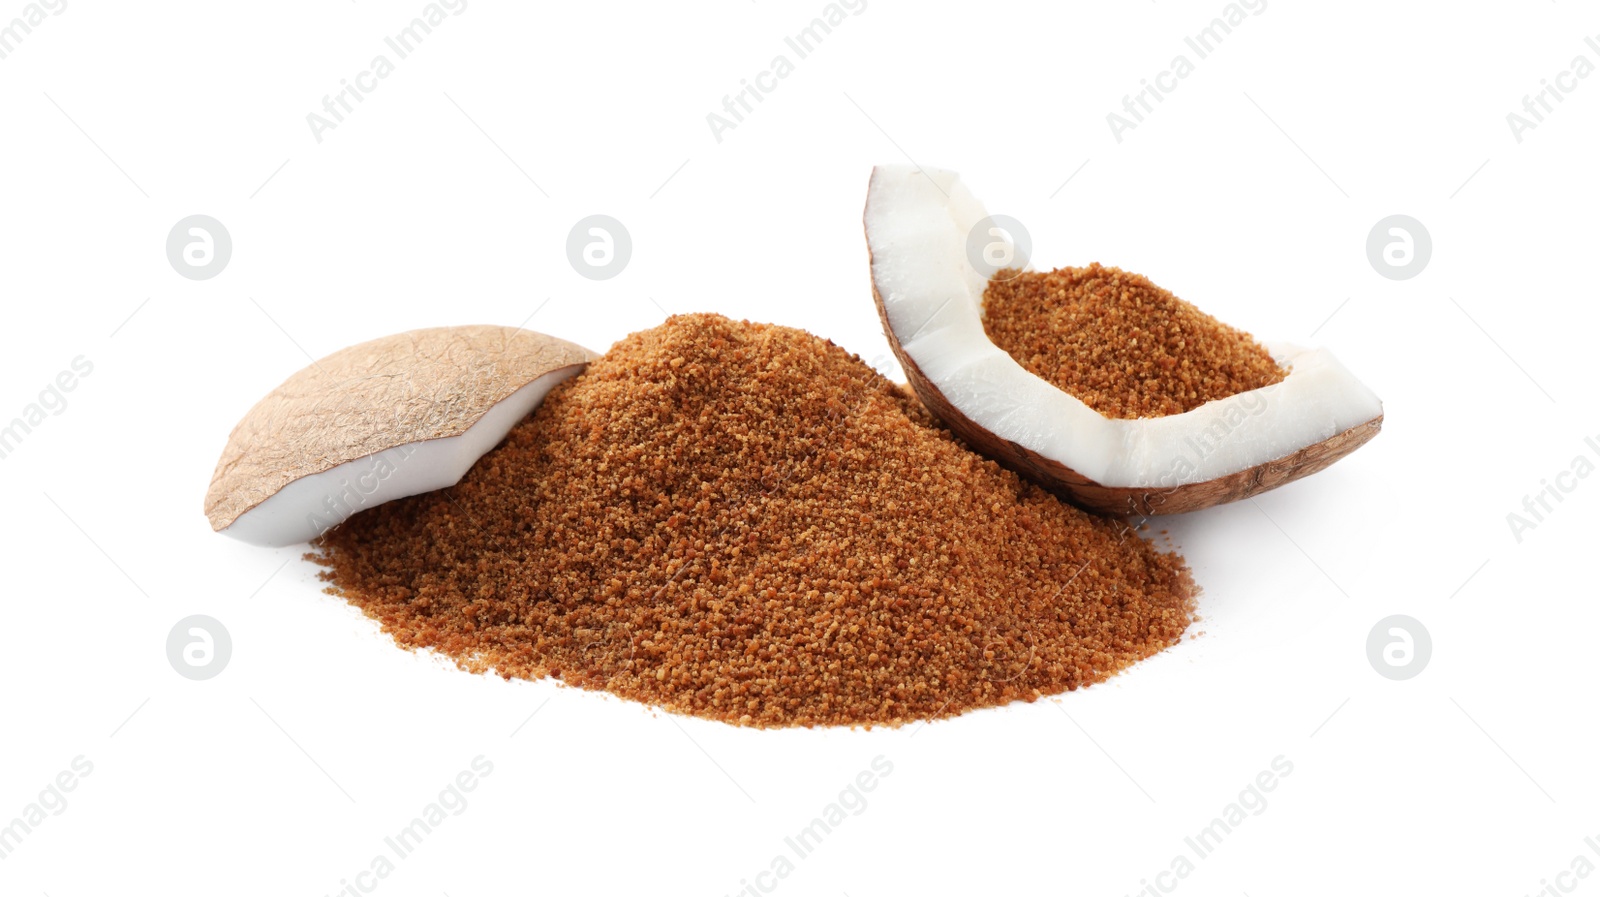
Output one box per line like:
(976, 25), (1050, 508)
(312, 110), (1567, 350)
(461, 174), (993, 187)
(205, 325), (594, 532)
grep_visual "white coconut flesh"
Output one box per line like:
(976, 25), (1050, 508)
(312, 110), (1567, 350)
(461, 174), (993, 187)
(864, 165), (1384, 515)
(205, 325), (595, 547)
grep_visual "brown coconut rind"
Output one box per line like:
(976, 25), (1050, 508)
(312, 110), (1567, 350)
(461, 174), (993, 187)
(204, 325), (595, 532)
(869, 263), (1383, 517)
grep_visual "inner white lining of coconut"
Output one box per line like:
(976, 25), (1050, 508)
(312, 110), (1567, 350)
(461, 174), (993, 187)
(866, 165), (1383, 489)
(222, 369), (576, 546)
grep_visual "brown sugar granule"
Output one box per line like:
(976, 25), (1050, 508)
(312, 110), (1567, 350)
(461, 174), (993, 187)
(983, 263), (1286, 418)
(310, 314), (1195, 728)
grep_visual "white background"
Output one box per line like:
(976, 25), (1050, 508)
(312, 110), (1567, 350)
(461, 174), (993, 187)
(2, 1), (1597, 894)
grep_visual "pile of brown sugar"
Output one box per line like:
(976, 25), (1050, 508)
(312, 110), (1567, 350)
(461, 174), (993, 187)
(311, 314), (1195, 728)
(983, 263), (1286, 419)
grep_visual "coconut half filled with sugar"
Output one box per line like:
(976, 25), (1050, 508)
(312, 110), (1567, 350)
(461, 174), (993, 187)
(205, 325), (596, 547)
(864, 165), (1383, 515)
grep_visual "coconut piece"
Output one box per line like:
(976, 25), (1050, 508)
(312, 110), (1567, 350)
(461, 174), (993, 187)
(205, 325), (595, 546)
(864, 165), (1384, 515)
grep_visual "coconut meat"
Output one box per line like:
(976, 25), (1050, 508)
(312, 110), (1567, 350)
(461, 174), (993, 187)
(865, 165), (1383, 490)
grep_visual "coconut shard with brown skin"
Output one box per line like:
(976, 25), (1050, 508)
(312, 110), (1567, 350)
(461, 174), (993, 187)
(863, 166), (1384, 516)
(205, 325), (595, 547)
